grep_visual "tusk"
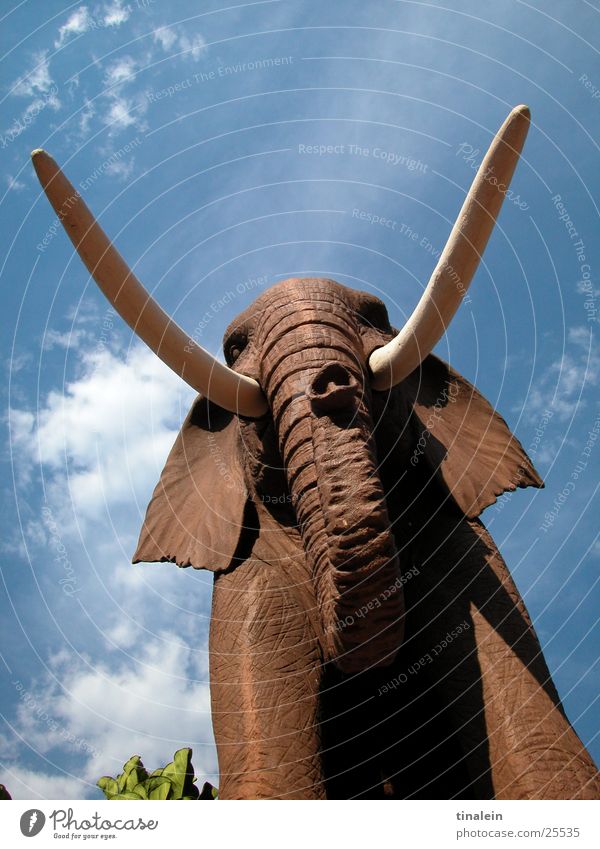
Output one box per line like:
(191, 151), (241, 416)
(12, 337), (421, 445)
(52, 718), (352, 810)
(369, 105), (531, 390)
(31, 150), (268, 418)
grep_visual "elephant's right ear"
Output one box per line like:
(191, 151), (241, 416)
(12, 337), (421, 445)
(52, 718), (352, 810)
(133, 397), (249, 571)
(403, 354), (543, 518)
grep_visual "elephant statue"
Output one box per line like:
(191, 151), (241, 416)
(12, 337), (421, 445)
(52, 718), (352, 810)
(32, 106), (600, 799)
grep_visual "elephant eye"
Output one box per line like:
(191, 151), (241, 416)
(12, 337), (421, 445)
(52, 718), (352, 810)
(225, 331), (248, 365)
(357, 299), (390, 332)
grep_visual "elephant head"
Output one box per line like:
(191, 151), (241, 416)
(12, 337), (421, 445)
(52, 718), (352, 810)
(32, 106), (541, 674)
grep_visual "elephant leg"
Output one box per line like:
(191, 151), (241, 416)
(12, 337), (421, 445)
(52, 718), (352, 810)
(408, 514), (600, 799)
(209, 550), (325, 799)
(466, 519), (600, 799)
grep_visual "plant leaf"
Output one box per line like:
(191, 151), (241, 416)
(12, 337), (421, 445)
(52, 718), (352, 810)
(132, 783), (148, 799)
(199, 782), (218, 800)
(97, 777), (119, 799)
(111, 791), (144, 800)
(147, 776), (172, 800)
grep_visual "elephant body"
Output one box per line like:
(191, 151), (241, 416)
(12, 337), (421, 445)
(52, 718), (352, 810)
(210, 509), (599, 799)
(133, 278), (600, 799)
(32, 111), (599, 800)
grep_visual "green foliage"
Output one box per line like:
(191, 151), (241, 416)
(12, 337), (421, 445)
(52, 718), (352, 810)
(97, 748), (217, 800)
(0, 784), (12, 800)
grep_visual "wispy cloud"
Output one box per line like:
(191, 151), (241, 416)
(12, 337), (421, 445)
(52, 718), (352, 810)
(102, 55), (138, 88)
(1, 767), (88, 801)
(4, 335), (211, 799)
(179, 32), (206, 61)
(78, 98), (96, 137)
(12, 51), (55, 99)
(152, 26), (206, 61)
(99, 55), (148, 134)
(521, 325), (599, 424)
(54, 2), (131, 49)
(5, 175), (26, 192)
(11, 342), (187, 521)
(152, 26), (178, 52)
(101, 0), (131, 28)
(103, 94), (147, 133)
(41, 329), (86, 351)
(55, 6), (92, 48)
(103, 155), (136, 180)
(3, 635), (216, 799)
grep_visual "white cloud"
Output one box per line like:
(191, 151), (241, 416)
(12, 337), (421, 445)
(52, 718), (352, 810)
(6, 175), (25, 192)
(102, 0), (131, 27)
(97, 56), (149, 136)
(67, 73), (80, 95)
(1, 766), (89, 800)
(103, 156), (135, 181)
(103, 55), (138, 88)
(5, 351), (32, 375)
(5, 335), (216, 799)
(11, 343), (190, 521)
(8, 408), (36, 465)
(54, 2), (131, 50)
(78, 98), (96, 137)
(42, 329), (86, 351)
(179, 33), (206, 61)
(4, 634), (216, 799)
(0, 517), (46, 558)
(521, 325), (599, 424)
(55, 6), (92, 48)
(152, 26), (178, 51)
(103, 94), (143, 132)
(152, 26), (206, 61)
(12, 51), (55, 99)
(2, 85), (60, 141)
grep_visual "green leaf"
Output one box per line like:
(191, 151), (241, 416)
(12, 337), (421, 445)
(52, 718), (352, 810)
(161, 748), (192, 799)
(116, 756), (147, 793)
(199, 782), (218, 800)
(111, 791), (144, 800)
(95, 747), (214, 801)
(124, 755), (146, 776)
(132, 783), (148, 799)
(177, 748), (197, 799)
(97, 777), (119, 799)
(147, 777), (172, 800)
(126, 769), (142, 791)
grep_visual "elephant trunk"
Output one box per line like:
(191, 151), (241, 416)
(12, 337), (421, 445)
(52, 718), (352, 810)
(298, 406), (405, 671)
(259, 289), (405, 672)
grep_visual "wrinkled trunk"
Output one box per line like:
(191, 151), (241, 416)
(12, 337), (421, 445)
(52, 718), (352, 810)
(259, 289), (405, 672)
(296, 407), (405, 671)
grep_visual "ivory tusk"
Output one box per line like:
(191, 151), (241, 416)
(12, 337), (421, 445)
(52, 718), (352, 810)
(369, 105), (531, 390)
(31, 149), (268, 418)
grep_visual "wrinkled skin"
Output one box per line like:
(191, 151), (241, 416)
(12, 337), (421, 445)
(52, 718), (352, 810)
(135, 278), (600, 799)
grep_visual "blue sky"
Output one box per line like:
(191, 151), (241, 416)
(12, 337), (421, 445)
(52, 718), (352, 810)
(1, 0), (599, 799)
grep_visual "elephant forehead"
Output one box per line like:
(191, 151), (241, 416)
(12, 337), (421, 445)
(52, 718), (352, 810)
(224, 278), (353, 336)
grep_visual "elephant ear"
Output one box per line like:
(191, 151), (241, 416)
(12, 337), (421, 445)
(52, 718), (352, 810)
(133, 397), (248, 570)
(404, 354), (543, 518)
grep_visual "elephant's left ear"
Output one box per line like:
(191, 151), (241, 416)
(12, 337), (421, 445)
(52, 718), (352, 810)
(404, 354), (543, 518)
(132, 396), (249, 570)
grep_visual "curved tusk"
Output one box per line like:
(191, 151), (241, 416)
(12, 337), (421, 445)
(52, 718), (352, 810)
(369, 104), (531, 390)
(31, 150), (268, 418)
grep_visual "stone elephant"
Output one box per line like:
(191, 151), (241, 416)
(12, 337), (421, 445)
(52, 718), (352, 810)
(33, 106), (600, 799)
